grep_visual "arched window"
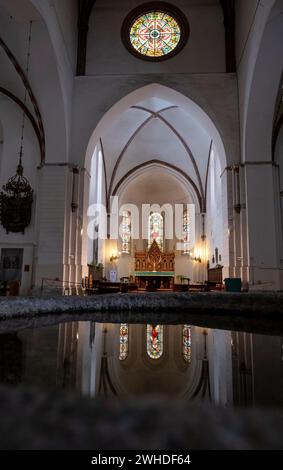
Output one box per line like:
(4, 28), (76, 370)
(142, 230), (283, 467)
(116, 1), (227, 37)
(121, 211), (131, 254)
(148, 212), (163, 250)
(147, 324), (164, 359)
(119, 324), (129, 361)
(182, 325), (191, 364)
(183, 207), (190, 254)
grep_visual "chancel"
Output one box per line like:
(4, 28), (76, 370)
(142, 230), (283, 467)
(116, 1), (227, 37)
(0, 0), (282, 295)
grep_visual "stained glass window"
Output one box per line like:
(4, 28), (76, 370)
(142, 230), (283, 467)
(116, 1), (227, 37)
(183, 208), (190, 254)
(148, 213), (163, 250)
(147, 324), (164, 359)
(183, 325), (191, 364)
(121, 211), (131, 254)
(130, 11), (181, 58)
(119, 323), (129, 361)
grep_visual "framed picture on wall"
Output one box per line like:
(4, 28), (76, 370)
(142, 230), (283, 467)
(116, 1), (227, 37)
(0, 248), (23, 283)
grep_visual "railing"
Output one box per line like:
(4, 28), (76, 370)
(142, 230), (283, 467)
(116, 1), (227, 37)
(40, 278), (84, 296)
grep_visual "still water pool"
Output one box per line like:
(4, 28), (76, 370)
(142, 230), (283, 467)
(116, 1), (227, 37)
(1, 320), (283, 408)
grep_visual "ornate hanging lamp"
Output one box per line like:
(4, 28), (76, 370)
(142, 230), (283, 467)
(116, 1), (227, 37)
(0, 22), (34, 234)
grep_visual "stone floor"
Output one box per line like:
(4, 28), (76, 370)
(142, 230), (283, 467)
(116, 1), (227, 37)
(0, 385), (283, 450)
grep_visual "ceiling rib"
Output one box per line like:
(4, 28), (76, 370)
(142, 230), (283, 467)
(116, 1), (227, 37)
(0, 86), (43, 162)
(107, 105), (205, 211)
(131, 105), (205, 202)
(112, 159), (204, 212)
(0, 34), (45, 162)
(108, 115), (154, 200)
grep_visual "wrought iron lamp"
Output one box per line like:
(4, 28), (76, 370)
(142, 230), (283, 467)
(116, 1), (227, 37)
(0, 22), (34, 234)
(0, 159), (33, 234)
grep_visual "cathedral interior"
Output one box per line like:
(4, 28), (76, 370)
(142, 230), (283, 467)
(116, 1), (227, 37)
(0, 0), (283, 452)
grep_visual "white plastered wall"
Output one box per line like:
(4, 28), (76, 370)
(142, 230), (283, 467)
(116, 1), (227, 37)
(0, 0), (75, 292)
(236, 0), (283, 289)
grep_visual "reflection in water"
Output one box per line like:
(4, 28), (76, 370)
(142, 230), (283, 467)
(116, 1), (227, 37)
(98, 327), (118, 398)
(119, 324), (129, 361)
(232, 332), (254, 407)
(191, 330), (211, 402)
(0, 333), (22, 384)
(57, 322), (79, 390)
(146, 324), (164, 359)
(182, 325), (192, 364)
(0, 322), (283, 409)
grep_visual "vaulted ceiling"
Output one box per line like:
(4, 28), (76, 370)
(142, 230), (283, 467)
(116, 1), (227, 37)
(100, 95), (213, 212)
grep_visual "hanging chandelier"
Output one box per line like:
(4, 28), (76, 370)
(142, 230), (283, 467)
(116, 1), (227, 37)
(0, 22), (34, 234)
(0, 157), (33, 234)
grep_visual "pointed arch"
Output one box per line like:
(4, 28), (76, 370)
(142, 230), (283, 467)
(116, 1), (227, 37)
(112, 160), (204, 212)
(84, 83), (227, 175)
(0, 35), (45, 162)
(0, 87), (43, 162)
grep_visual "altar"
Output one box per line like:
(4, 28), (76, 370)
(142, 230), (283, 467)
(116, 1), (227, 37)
(134, 240), (175, 291)
(134, 271), (174, 290)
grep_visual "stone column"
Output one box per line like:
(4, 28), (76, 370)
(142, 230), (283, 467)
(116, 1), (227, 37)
(79, 169), (91, 281)
(34, 165), (70, 290)
(221, 167), (234, 279)
(244, 163), (281, 290)
(232, 166), (242, 278)
(239, 164), (249, 283)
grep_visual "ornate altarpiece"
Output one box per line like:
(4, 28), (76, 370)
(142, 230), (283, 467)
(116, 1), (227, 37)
(134, 240), (175, 290)
(135, 240), (175, 272)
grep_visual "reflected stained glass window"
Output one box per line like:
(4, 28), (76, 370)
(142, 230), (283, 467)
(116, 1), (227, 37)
(119, 323), (129, 361)
(183, 208), (190, 254)
(121, 211), (131, 254)
(147, 324), (164, 359)
(183, 325), (191, 364)
(148, 213), (163, 250)
(130, 11), (181, 58)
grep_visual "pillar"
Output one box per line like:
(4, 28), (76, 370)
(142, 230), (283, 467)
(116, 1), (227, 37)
(35, 165), (70, 288)
(244, 163), (281, 290)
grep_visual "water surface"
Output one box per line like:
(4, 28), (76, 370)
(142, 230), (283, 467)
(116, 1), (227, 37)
(1, 320), (283, 409)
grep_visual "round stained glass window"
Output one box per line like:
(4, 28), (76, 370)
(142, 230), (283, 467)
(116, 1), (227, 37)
(130, 12), (181, 58)
(122, 2), (189, 61)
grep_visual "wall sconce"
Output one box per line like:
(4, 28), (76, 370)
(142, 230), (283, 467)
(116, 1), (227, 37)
(110, 252), (120, 262)
(189, 252), (201, 263)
